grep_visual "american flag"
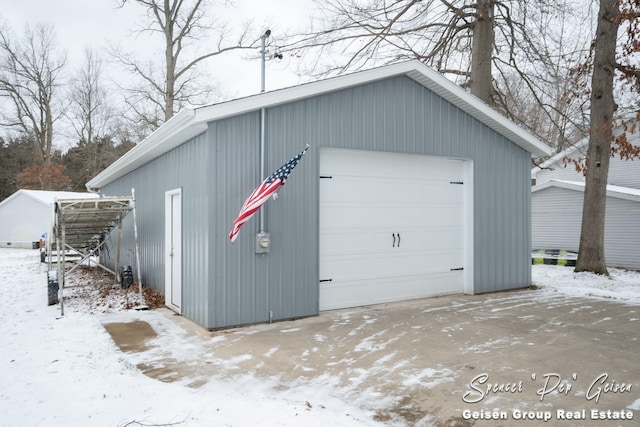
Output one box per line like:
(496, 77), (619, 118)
(229, 145), (310, 243)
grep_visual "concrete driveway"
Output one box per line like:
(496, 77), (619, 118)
(103, 288), (639, 426)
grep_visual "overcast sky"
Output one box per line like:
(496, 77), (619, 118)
(1, 0), (316, 98)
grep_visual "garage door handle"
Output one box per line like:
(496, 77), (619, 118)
(392, 233), (396, 247)
(397, 233), (400, 247)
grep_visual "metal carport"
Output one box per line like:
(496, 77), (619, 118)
(50, 192), (143, 315)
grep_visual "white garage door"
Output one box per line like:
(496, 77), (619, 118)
(319, 148), (466, 310)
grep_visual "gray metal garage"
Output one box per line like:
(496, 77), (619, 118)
(87, 60), (551, 329)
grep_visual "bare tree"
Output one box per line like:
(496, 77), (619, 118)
(575, 0), (640, 274)
(63, 48), (126, 190)
(0, 22), (67, 165)
(283, 0), (591, 147)
(285, 0), (640, 275)
(494, 3), (594, 151)
(471, 0), (495, 105)
(67, 48), (114, 146)
(113, 0), (260, 132)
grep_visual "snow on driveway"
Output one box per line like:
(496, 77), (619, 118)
(1, 248), (639, 426)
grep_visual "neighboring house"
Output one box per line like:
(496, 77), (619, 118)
(531, 126), (640, 189)
(531, 121), (640, 269)
(0, 190), (99, 248)
(87, 60), (551, 330)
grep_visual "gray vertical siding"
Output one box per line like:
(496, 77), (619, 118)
(209, 75), (532, 328)
(209, 113), (271, 327)
(100, 74), (534, 329)
(101, 131), (210, 327)
(208, 112), (320, 327)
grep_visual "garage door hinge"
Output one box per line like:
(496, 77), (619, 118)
(319, 278), (333, 283)
(450, 267), (464, 271)
(320, 175), (333, 179)
(450, 181), (464, 185)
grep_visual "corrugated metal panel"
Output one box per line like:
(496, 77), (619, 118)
(99, 74), (534, 329)
(206, 75), (533, 328)
(532, 186), (640, 269)
(209, 113), (272, 327)
(100, 131), (210, 327)
(470, 124), (532, 292)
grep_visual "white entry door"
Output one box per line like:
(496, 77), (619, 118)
(319, 148), (467, 310)
(165, 188), (182, 313)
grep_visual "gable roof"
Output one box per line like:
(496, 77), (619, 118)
(530, 137), (589, 179)
(531, 117), (640, 179)
(532, 179), (640, 203)
(0, 189), (98, 209)
(87, 60), (552, 190)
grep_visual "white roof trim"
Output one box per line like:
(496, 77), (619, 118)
(532, 179), (640, 203)
(87, 60), (552, 189)
(87, 109), (207, 190)
(531, 137), (589, 179)
(0, 190), (98, 209)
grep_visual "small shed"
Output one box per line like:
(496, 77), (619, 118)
(0, 190), (98, 248)
(87, 60), (551, 329)
(531, 122), (640, 269)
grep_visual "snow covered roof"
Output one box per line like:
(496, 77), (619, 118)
(0, 189), (98, 209)
(87, 60), (552, 190)
(532, 179), (640, 203)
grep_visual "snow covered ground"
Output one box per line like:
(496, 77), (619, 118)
(0, 248), (638, 426)
(532, 264), (640, 302)
(0, 249), (383, 426)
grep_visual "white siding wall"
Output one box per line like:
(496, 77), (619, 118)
(532, 187), (583, 251)
(609, 157), (640, 189)
(604, 196), (640, 269)
(0, 194), (50, 248)
(537, 156), (640, 189)
(536, 131), (640, 189)
(532, 186), (640, 269)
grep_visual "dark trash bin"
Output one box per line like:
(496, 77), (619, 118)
(47, 271), (59, 306)
(32, 241), (39, 249)
(120, 266), (134, 289)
